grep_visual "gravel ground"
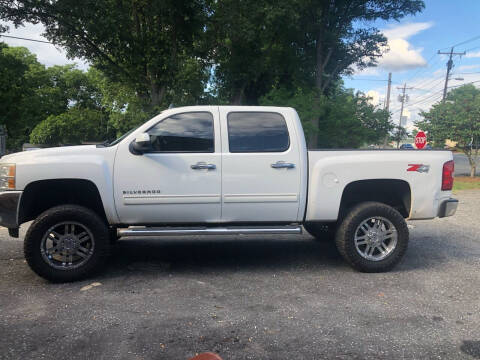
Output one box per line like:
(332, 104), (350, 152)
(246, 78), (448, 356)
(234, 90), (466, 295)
(0, 191), (479, 360)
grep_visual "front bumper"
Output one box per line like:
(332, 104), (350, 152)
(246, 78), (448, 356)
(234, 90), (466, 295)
(438, 198), (459, 218)
(0, 191), (21, 228)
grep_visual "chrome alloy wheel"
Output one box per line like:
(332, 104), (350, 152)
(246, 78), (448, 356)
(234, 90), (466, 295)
(40, 222), (95, 269)
(354, 217), (398, 261)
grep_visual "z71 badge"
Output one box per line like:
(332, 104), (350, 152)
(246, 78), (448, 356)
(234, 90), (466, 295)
(407, 164), (430, 173)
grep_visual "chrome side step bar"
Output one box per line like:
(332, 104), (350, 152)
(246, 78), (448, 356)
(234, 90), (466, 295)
(118, 225), (302, 237)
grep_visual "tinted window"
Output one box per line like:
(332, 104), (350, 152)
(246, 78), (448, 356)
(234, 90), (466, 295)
(147, 112), (214, 152)
(227, 112), (289, 152)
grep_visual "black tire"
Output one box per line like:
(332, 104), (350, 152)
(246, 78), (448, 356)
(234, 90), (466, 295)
(335, 202), (409, 273)
(304, 223), (336, 241)
(109, 227), (119, 244)
(24, 205), (110, 282)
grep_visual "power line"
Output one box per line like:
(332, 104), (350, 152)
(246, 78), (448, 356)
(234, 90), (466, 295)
(409, 92), (443, 108)
(448, 79), (480, 89)
(391, 89), (443, 114)
(404, 52), (438, 83)
(409, 80), (480, 110)
(410, 76), (445, 92)
(465, 45), (480, 53)
(394, 79), (480, 115)
(402, 54), (444, 90)
(451, 35), (480, 49)
(390, 82), (441, 112)
(347, 78), (389, 82)
(413, 88), (443, 104)
(439, 35), (480, 51)
(0, 34), (52, 44)
(392, 77), (444, 111)
(452, 71), (480, 75)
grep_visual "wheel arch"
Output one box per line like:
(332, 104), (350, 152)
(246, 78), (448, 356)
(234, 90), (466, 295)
(338, 179), (412, 221)
(19, 179), (109, 225)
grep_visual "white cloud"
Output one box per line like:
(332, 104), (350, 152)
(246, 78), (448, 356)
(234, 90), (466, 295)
(370, 71), (480, 130)
(1, 21), (89, 70)
(382, 22), (433, 40)
(356, 67), (380, 76)
(457, 64), (480, 71)
(356, 22), (433, 74)
(365, 90), (380, 106)
(379, 38), (427, 71)
(359, 23), (480, 132)
(466, 51), (480, 59)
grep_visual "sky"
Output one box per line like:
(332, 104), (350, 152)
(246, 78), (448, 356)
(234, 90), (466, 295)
(1, 0), (480, 132)
(344, 0), (480, 131)
(0, 21), (89, 70)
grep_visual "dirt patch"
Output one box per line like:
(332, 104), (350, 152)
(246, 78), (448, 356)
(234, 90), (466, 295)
(455, 176), (480, 183)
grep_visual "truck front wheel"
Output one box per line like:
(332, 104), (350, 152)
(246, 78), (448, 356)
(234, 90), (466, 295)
(335, 202), (409, 272)
(24, 205), (110, 282)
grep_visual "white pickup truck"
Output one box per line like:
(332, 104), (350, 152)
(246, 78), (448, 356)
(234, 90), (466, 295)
(0, 106), (458, 282)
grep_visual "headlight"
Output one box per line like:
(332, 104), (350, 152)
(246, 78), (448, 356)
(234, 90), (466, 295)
(0, 164), (15, 190)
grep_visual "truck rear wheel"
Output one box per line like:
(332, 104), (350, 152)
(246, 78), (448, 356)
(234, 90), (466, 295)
(24, 205), (110, 282)
(335, 202), (409, 272)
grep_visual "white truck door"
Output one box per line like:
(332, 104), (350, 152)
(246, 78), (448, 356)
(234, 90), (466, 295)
(114, 108), (222, 224)
(219, 107), (302, 222)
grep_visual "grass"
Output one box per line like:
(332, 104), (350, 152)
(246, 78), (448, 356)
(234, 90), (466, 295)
(453, 176), (480, 191)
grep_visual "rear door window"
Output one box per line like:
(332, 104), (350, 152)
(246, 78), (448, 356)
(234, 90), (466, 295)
(227, 112), (290, 152)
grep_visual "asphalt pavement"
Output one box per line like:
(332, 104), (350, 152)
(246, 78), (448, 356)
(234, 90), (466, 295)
(1, 190), (479, 359)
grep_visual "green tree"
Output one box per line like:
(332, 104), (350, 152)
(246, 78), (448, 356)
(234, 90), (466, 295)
(260, 84), (393, 148)
(29, 66), (148, 144)
(0, 1), (425, 149)
(84, 67), (151, 137)
(1, 1), (424, 111)
(390, 125), (410, 149)
(30, 108), (109, 145)
(206, 0), (423, 145)
(416, 84), (480, 177)
(1, 0), (210, 110)
(0, 43), (141, 149)
(295, 0), (424, 94)
(29, 65), (152, 144)
(206, 0), (302, 104)
(294, 0), (423, 146)
(0, 43), (52, 149)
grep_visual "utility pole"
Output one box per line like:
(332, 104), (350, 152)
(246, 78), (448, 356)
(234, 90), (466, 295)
(438, 47), (466, 102)
(382, 72), (392, 148)
(396, 83), (413, 148)
(385, 72), (392, 111)
(397, 83), (412, 126)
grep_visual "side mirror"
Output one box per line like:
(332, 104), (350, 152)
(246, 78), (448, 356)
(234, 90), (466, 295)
(130, 132), (152, 155)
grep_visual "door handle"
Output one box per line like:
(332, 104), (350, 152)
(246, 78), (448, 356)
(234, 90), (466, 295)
(191, 162), (216, 170)
(271, 161), (295, 169)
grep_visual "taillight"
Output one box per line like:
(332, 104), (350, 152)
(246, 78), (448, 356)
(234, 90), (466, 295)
(441, 160), (454, 190)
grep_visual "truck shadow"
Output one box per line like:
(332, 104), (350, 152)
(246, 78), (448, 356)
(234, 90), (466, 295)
(107, 235), (346, 275)
(104, 232), (469, 277)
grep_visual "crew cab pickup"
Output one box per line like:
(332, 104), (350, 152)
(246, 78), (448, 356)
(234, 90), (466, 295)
(0, 106), (458, 282)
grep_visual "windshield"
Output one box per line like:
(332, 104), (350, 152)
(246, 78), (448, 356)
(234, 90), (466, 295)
(103, 128), (137, 147)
